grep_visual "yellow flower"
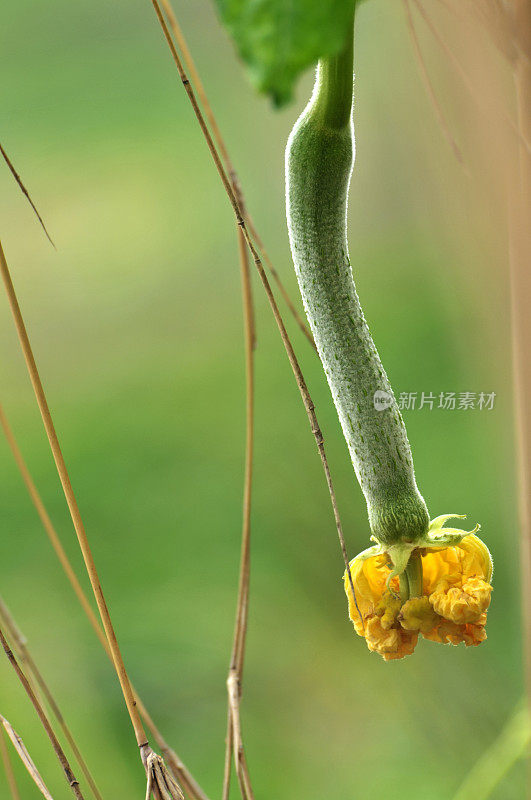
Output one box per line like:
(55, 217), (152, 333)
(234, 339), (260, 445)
(344, 517), (492, 661)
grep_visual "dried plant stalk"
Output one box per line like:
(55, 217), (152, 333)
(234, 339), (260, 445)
(0, 597), (102, 800)
(158, 0), (315, 350)
(150, 9), (261, 791)
(0, 404), (208, 800)
(0, 242), (183, 799)
(0, 626), (84, 799)
(221, 199), (256, 799)
(410, 0), (531, 786)
(1, 715), (54, 800)
(0, 143), (55, 247)
(403, 0), (464, 165)
(510, 0), (531, 760)
(416, 0), (530, 154)
(150, 2), (366, 790)
(150, 0), (359, 634)
(0, 724), (21, 800)
(145, 752), (185, 800)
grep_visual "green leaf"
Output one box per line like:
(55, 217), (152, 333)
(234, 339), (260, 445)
(213, 0), (356, 106)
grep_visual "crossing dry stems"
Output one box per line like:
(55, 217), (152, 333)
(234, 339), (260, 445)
(156, 2), (257, 796)
(0, 724), (20, 800)
(403, 0), (464, 166)
(416, 0), (530, 155)
(0, 21), (356, 798)
(0, 598), (102, 800)
(0, 401), (208, 800)
(3, 2), (526, 798)
(157, 0), (315, 351)
(150, 0), (360, 622)
(408, 2), (531, 791)
(0, 239), (146, 750)
(150, 1), (365, 792)
(0, 625), (84, 799)
(221, 188), (256, 800)
(0, 241), (186, 800)
(1, 714), (56, 800)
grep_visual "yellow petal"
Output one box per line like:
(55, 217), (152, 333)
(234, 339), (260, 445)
(344, 552), (418, 660)
(430, 577), (492, 624)
(399, 597), (438, 633)
(421, 533), (493, 594)
(375, 593), (402, 630)
(365, 616), (418, 660)
(422, 616), (487, 647)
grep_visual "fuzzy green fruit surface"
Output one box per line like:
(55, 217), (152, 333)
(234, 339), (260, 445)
(285, 34), (429, 546)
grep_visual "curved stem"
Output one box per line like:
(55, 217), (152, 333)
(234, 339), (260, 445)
(313, 15), (355, 129)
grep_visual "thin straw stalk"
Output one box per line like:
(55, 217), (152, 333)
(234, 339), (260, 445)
(0, 598), (102, 800)
(0, 143), (55, 247)
(1, 714), (55, 800)
(158, 0), (315, 350)
(415, 0), (530, 155)
(149, 0), (360, 635)
(403, 0), (464, 166)
(0, 625), (84, 799)
(413, 1), (531, 789)
(0, 725), (20, 800)
(222, 189), (256, 800)
(146, 15), (269, 788)
(0, 241), (181, 797)
(510, 0), (531, 778)
(0, 404), (208, 800)
(0, 240), (147, 750)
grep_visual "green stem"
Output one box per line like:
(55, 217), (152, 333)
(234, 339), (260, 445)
(285, 13), (429, 547)
(404, 550), (423, 597)
(399, 571), (410, 603)
(312, 20), (354, 129)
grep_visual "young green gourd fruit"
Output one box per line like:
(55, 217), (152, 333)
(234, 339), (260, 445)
(285, 17), (429, 552)
(285, 12), (492, 658)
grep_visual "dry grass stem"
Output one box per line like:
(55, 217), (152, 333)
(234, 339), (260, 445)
(0, 405), (208, 800)
(437, 0), (531, 790)
(0, 597), (103, 800)
(0, 627), (84, 798)
(245, 211), (317, 350)
(415, 0), (530, 156)
(461, 0), (531, 787)
(144, 751), (185, 800)
(221, 184), (256, 800)
(150, 0), (361, 629)
(0, 724), (21, 800)
(0, 239), (147, 749)
(158, 0), (316, 351)
(0, 404), (105, 646)
(0, 241), (189, 796)
(1, 715), (54, 800)
(225, 673), (254, 800)
(403, 0), (465, 166)
(508, 0), (531, 779)
(0, 143), (55, 247)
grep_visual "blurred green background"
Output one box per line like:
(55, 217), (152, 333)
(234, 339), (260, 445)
(0, 1), (523, 798)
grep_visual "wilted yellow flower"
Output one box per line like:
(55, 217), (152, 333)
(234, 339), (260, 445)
(344, 516), (493, 661)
